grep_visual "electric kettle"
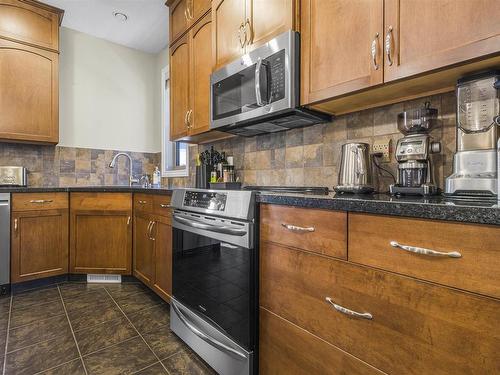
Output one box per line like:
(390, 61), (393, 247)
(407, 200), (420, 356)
(335, 142), (374, 193)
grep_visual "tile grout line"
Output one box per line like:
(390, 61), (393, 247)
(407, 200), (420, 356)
(57, 285), (89, 375)
(2, 295), (13, 375)
(103, 288), (172, 375)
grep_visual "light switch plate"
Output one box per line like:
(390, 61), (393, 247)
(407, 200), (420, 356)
(373, 138), (392, 163)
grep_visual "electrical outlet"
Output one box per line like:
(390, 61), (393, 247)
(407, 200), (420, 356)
(373, 139), (392, 163)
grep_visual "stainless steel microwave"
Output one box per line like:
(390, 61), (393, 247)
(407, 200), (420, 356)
(210, 31), (331, 136)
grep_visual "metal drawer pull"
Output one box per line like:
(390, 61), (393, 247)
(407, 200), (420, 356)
(138, 200), (147, 204)
(385, 26), (393, 66)
(325, 297), (373, 320)
(149, 221), (156, 241)
(371, 33), (379, 70)
(281, 223), (315, 232)
(160, 203), (171, 208)
(390, 241), (462, 258)
(14, 218), (18, 231)
(30, 199), (53, 203)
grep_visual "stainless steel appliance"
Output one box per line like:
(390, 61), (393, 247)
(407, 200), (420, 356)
(335, 143), (374, 194)
(170, 189), (257, 375)
(210, 30), (331, 136)
(390, 102), (441, 196)
(0, 166), (27, 186)
(0, 193), (10, 295)
(445, 71), (500, 196)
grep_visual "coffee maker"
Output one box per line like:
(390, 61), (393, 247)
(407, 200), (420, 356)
(390, 102), (441, 196)
(445, 71), (500, 197)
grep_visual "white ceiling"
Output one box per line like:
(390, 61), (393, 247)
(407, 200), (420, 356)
(44, 0), (169, 54)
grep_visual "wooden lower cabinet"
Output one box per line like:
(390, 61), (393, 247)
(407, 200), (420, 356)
(133, 193), (173, 302)
(70, 193), (132, 275)
(260, 241), (500, 375)
(11, 208), (68, 283)
(260, 307), (383, 375)
(152, 216), (173, 302)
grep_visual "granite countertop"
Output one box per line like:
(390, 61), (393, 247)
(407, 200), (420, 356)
(257, 192), (500, 226)
(0, 185), (173, 195)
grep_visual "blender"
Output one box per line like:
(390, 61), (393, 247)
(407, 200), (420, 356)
(445, 71), (500, 197)
(390, 102), (441, 196)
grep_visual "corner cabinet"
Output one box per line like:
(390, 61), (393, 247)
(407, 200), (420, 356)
(212, 0), (298, 70)
(133, 194), (173, 302)
(70, 193), (132, 275)
(0, 0), (63, 144)
(10, 193), (68, 283)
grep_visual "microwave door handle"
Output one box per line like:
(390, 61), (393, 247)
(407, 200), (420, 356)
(173, 214), (247, 236)
(255, 58), (264, 106)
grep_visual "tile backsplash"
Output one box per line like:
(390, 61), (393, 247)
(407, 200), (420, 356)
(181, 91), (457, 192)
(0, 144), (160, 187)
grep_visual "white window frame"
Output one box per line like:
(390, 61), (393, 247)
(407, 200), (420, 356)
(161, 66), (189, 177)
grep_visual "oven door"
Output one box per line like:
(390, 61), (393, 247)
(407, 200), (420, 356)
(172, 210), (257, 352)
(210, 30), (298, 130)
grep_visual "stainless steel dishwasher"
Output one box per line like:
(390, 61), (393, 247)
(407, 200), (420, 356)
(0, 193), (10, 295)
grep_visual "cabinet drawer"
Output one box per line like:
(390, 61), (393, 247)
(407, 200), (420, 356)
(349, 213), (500, 299)
(260, 307), (383, 375)
(12, 192), (68, 211)
(134, 193), (153, 213)
(152, 195), (172, 218)
(71, 193), (131, 211)
(260, 204), (347, 259)
(0, 0), (61, 51)
(260, 242), (500, 375)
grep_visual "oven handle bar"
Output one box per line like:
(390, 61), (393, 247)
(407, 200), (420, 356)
(172, 301), (247, 360)
(173, 214), (247, 236)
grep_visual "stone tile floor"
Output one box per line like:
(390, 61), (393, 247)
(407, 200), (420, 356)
(0, 282), (216, 375)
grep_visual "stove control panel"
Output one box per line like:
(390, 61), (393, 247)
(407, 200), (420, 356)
(183, 191), (227, 211)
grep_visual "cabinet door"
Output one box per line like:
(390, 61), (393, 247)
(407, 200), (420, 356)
(170, 35), (190, 141)
(152, 218), (172, 302)
(245, 0), (296, 52)
(70, 211), (132, 274)
(189, 12), (212, 135)
(212, 0), (246, 70)
(133, 213), (154, 286)
(300, 0), (383, 106)
(191, 0), (211, 22)
(0, 39), (58, 143)
(170, 0), (189, 44)
(384, 0), (500, 82)
(11, 209), (68, 283)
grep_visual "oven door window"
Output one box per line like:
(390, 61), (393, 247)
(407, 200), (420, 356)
(172, 228), (256, 350)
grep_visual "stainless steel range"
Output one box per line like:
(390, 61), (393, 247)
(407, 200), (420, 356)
(170, 189), (257, 375)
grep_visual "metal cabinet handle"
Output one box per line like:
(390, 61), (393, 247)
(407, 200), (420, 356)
(184, 7), (189, 21)
(186, 0), (193, 19)
(184, 110), (190, 128)
(238, 22), (246, 48)
(160, 203), (171, 208)
(281, 223), (315, 232)
(385, 26), (393, 66)
(390, 241), (462, 258)
(244, 19), (253, 46)
(371, 33), (379, 70)
(187, 109), (193, 129)
(149, 221), (156, 241)
(127, 216), (131, 226)
(14, 218), (18, 231)
(146, 220), (152, 238)
(30, 199), (53, 204)
(325, 297), (373, 320)
(138, 200), (147, 205)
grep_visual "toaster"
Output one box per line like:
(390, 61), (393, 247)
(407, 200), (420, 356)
(0, 167), (27, 186)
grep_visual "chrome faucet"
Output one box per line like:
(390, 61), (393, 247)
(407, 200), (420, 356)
(108, 153), (139, 186)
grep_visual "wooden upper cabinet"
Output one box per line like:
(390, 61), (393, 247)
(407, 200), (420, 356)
(169, 0), (210, 44)
(0, 0), (63, 52)
(300, 0), (384, 105)
(189, 12), (211, 135)
(245, 0), (296, 52)
(212, 0), (246, 70)
(170, 35), (190, 140)
(384, 0), (500, 82)
(0, 38), (59, 143)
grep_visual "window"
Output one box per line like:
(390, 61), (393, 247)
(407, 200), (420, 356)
(161, 66), (189, 177)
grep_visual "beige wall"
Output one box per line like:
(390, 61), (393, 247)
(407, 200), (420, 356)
(58, 27), (160, 153)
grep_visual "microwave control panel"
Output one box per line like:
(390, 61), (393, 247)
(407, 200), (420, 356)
(183, 191), (227, 211)
(267, 49), (286, 103)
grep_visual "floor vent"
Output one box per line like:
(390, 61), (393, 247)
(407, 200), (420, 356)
(87, 274), (122, 283)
